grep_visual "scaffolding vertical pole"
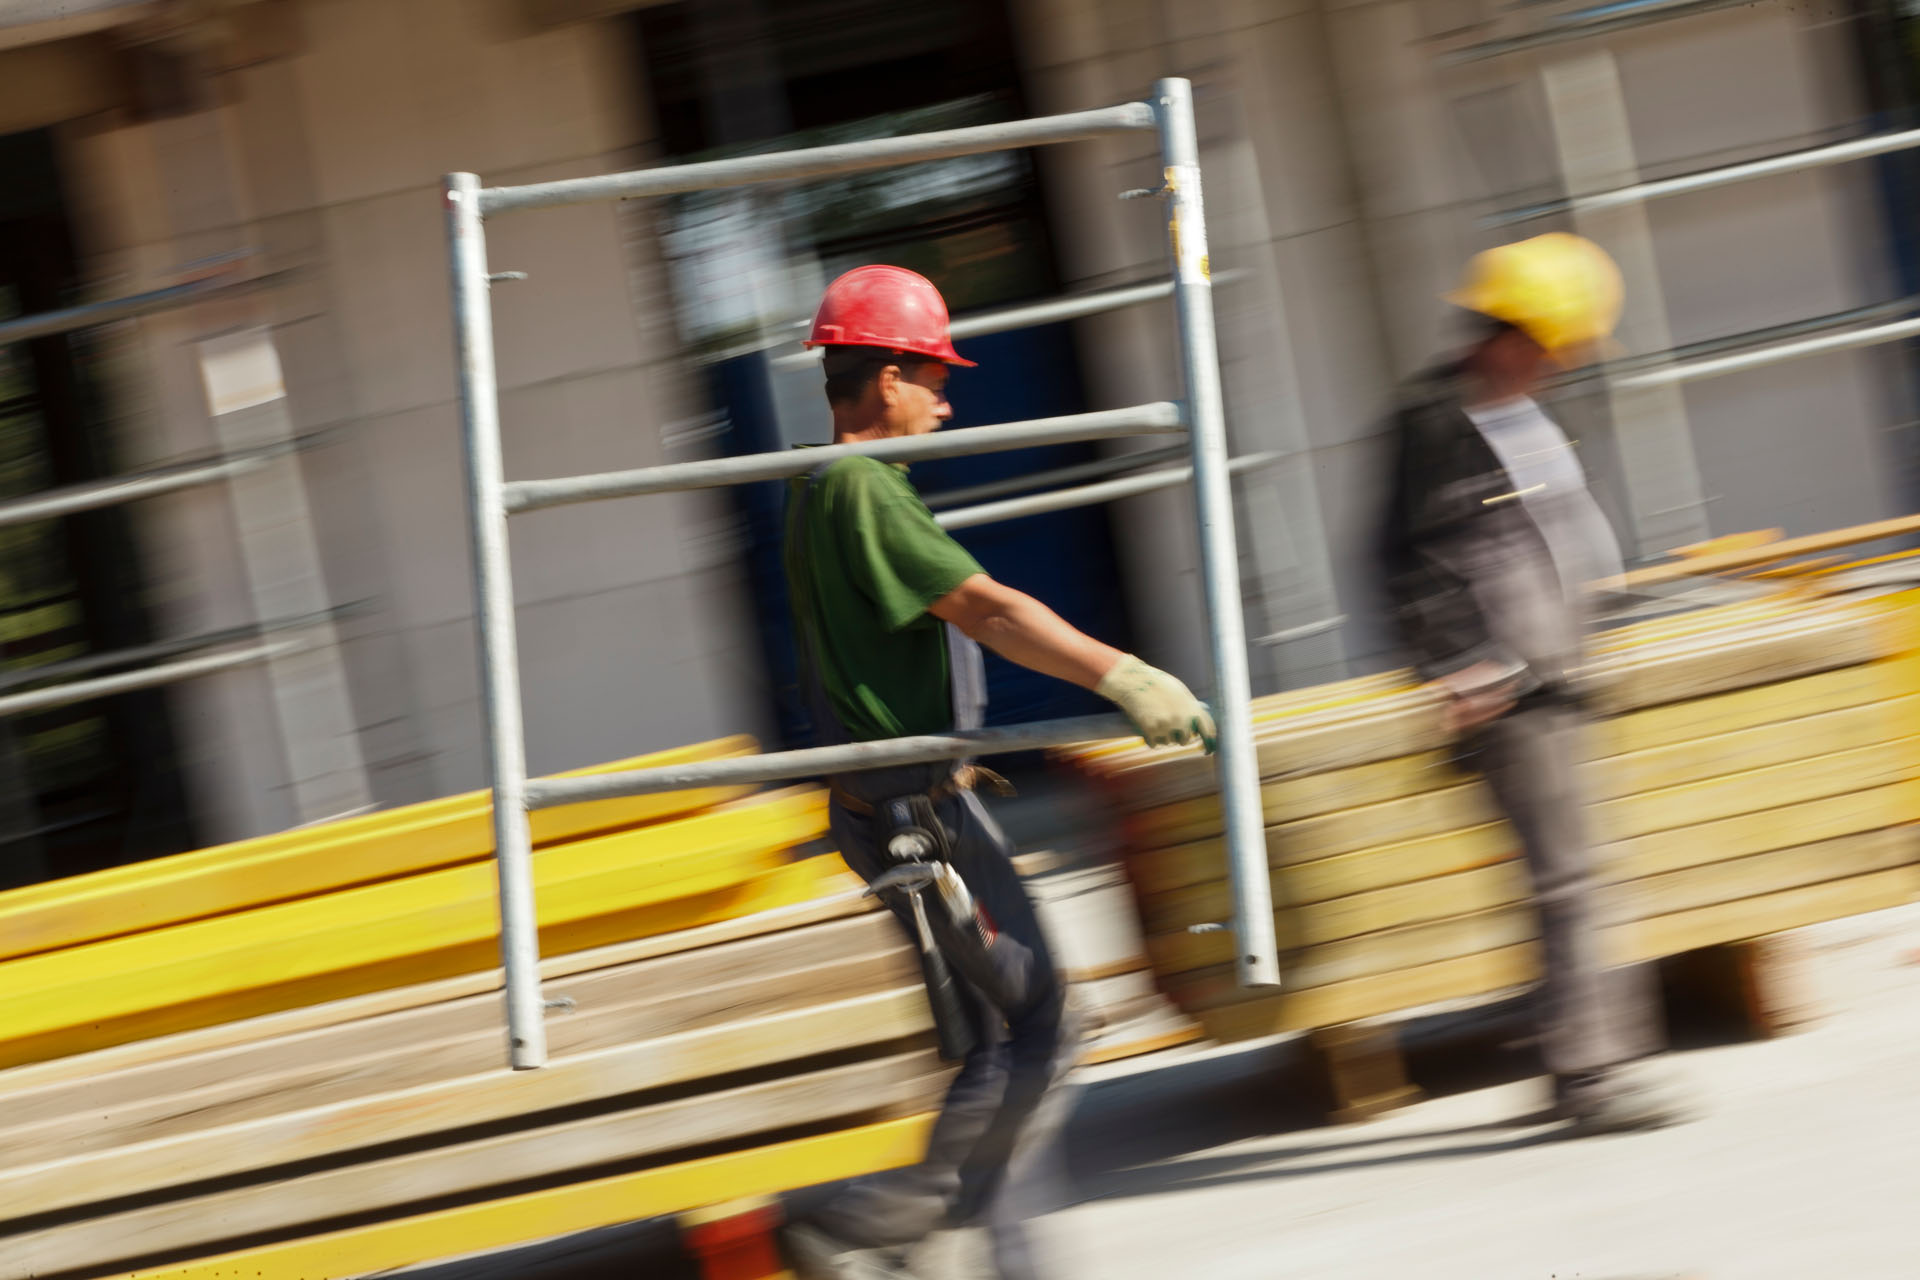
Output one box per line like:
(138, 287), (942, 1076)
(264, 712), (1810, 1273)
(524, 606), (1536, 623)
(445, 172), (548, 1069)
(1152, 79), (1282, 989)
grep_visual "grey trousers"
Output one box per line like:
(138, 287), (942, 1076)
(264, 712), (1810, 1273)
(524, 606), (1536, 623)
(807, 785), (1075, 1280)
(1470, 704), (1659, 1097)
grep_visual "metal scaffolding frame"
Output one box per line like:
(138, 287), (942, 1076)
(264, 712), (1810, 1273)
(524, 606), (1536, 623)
(445, 78), (1282, 1071)
(0, 276), (338, 721)
(1450, 3), (1920, 554)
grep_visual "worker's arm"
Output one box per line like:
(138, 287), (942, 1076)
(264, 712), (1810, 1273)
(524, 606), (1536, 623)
(931, 573), (1215, 750)
(929, 573), (1118, 689)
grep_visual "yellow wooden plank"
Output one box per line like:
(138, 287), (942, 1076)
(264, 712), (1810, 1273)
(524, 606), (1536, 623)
(3, 937), (916, 1164)
(0, 986), (930, 1221)
(1599, 780), (1920, 881)
(1278, 825), (1518, 903)
(1608, 828), (1917, 922)
(107, 1114), (937, 1280)
(1131, 780), (1497, 860)
(1589, 738), (1920, 843)
(9, 1052), (949, 1279)
(0, 737), (757, 963)
(1587, 658), (1911, 757)
(1618, 866), (1920, 962)
(1123, 683), (1911, 844)
(1069, 597), (1894, 796)
(1166, 908), (1540, 1010)
(1588, 696), (1917, 801)
(1126, 822), (1515, 899)
(1586, 603), (1891, 713)
(1143, 862), (1530, 972)
(1195, 945), (1542, 1043)
(1077, 1025), (1205, 1066)
(0, 790), (827, 1069)
(0, 856), (858, 1096)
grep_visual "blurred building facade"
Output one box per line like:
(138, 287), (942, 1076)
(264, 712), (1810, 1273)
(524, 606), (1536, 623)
(0, 0), (1913, 881)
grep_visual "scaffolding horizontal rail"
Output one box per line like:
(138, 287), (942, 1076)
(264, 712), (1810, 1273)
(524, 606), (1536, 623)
(1615, 315), (1920, 389)
(0, 603), (362, 696)
(0, 640), (299, 719)
(479, 104), (1156, 217)
(0, 265), (286, 347)
(770, 275), (1247, 372)
(1490, 127), (1920, 225)
(523, 713), (1136, 808)
(924, 444), (1190, 510)
(0, 436), (309, 529)
(937, 451), (1280, 531)
(501, 403), (1185, 514)
(1441, 0), (1755, 63)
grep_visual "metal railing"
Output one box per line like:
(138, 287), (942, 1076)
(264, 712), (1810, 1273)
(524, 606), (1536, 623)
(1441, 0), (1759, 64)
(445, 78), (1282, 1070)
(1489, 127), (1920, 227)
(0, 271), (336, 727)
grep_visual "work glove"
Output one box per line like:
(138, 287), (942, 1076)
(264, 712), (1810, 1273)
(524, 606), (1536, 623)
(1097, 654), (1217, 753)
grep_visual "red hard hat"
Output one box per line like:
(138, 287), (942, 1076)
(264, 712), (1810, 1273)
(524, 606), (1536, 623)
(804, 265), (977, 367)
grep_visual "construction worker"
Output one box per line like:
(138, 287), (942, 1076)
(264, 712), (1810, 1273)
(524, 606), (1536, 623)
(1375, 232), (1684, 1135)
(778, 264), (1214, 1278)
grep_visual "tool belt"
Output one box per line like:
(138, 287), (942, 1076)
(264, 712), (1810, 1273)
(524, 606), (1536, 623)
(827, 763), (1016, 818)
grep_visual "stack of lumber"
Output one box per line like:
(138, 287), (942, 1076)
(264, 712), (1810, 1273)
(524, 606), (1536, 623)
(1056, 589), (1920, 1044)
(0, 738), (950, 1279)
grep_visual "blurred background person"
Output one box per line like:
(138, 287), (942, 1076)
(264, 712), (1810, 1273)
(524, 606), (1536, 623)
(1374, 233), (1686, 1135)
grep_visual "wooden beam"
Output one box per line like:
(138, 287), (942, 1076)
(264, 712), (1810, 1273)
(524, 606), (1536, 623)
(1077, 1025), (1204, 1066)
(1070, 597), (1892, 801)
(1, 943), (916, 1165)
(0, 987), (931, 1223)
(0, 790), (826, 1068)
(1589, 696), (1914, 800)
(1142, 863), (1530, 970)
(98, 1114), (938, 1280)
(1599, 513), (1920, 590)
(1164, 909), (1540, 1011)
(0, 737), (756, 963)
(1598, 781), (1920, 881)
(1126, 822), (1516, 900)
(1589, 737), (1920, 843)
(4, 1051), (948, 1280)
(0, 910), (897, 1132)
(1195, 945), (1542, 1042)
(1130, 780), (1497, 861)
(1587, 658), (1911, 758)
(0, 856), (863, 1097)
(1619, 865), (1920, 961)
(1608, 828), (1916, 922)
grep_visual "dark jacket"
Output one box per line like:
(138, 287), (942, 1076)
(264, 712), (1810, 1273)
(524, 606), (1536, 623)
(1376, 364), (1581, 693)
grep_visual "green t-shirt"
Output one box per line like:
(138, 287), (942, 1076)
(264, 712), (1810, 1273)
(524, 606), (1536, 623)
(786, 455), (985, 742)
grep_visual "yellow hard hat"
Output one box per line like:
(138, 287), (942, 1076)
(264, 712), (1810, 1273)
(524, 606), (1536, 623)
(1447, 232), (1624, 360)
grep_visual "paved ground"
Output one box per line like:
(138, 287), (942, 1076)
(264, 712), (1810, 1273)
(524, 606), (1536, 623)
(401, 767), (1920, 1280)
(411, 882), (1920, 1280)
(1033, 900), (1920, 1280)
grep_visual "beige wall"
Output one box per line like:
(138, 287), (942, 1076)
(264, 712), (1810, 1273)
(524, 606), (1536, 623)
(9, 0), (1907, 841)
(1014, 0), (1909, 682)
(49, 0), (769, 841)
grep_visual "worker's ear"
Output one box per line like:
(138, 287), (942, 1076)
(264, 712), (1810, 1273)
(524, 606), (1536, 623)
(875, 363), (905, 407)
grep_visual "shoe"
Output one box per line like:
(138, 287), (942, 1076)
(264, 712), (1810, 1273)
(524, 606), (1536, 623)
(1554, 1070), (1693, 1136)
(778, 1222), (918, 1280)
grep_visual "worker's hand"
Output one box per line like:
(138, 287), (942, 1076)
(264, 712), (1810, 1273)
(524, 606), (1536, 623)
(1434, 659), (1520, 734)
(1098, 654), (1217, 753)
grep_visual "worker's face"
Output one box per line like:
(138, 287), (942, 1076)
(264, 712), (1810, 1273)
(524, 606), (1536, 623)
(1479, 327), (1552, 393)
(878, 361), (953, 437)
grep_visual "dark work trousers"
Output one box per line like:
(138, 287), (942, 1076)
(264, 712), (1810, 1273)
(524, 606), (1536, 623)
(807, 769), (1075, 1280)
(786, 468), (1075, 1275)
(1470, 703), (1660, 1102)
